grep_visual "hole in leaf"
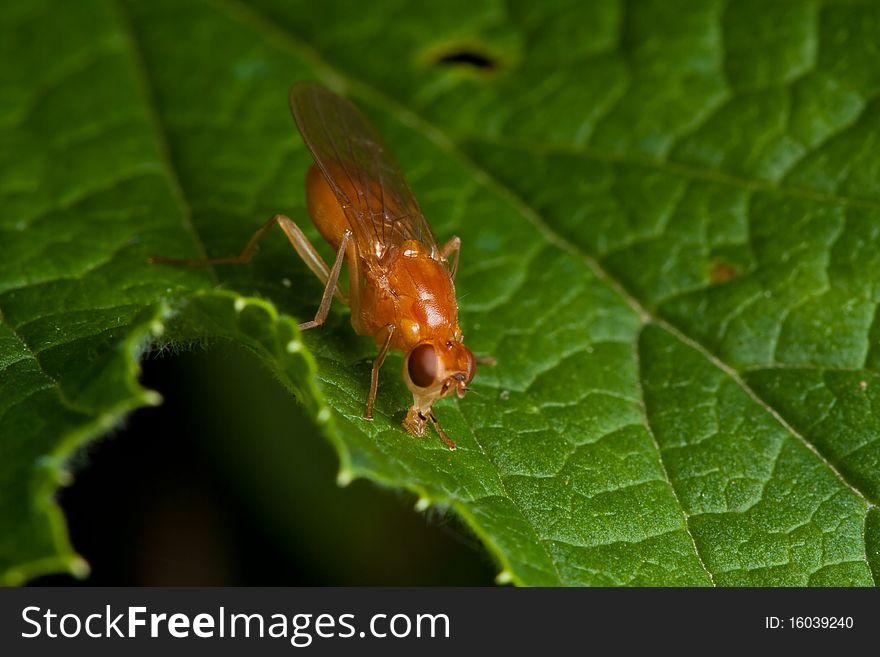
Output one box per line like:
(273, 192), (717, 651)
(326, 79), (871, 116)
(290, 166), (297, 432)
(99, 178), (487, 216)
(432, 47), (499, 71)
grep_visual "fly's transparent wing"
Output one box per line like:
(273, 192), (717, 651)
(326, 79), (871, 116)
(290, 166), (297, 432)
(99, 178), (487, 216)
(289, 82), (439, 262)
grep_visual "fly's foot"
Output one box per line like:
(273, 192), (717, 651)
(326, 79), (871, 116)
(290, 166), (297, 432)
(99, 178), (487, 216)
(403, 407), (428, 437)
(403, 407), (456, 450)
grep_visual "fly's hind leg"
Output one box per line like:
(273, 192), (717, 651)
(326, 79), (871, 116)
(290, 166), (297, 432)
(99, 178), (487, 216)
(148, 215), (281, 268)
(149, 214), (349, 326)
(364, 324), (395, 421)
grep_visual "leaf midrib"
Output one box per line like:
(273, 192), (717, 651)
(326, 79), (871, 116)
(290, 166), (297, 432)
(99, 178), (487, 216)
(451, 397), (566, 585)
(633, 333), (716, 586)
(117, 0), (877, 584)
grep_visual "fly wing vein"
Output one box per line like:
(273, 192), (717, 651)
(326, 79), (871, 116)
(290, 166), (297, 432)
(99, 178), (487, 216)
(289, 82), (440, 263)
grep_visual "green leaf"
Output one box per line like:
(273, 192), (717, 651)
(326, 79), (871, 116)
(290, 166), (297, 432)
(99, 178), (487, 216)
(2, 0), (878, 585)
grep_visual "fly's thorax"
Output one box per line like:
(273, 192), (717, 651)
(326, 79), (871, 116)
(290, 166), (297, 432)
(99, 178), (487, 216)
(387, 242), (459, 348)
(350, 239), (459, 351)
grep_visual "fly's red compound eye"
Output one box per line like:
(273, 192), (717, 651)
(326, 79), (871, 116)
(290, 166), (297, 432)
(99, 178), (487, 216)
(407, 343), (439, 388)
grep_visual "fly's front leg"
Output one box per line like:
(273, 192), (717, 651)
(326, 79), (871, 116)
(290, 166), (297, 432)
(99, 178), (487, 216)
(440, 235), (461, 281)
(428, 411), (457, 451)
(149, 213), (346, 304)
(364, 323), (395, 421)
(297, 229), (352, 330)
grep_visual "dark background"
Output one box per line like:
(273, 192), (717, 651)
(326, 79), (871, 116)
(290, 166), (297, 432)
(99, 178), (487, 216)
(30, 344), (496, 586)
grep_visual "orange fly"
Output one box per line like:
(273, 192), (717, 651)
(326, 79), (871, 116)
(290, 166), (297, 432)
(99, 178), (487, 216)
(151, 82), (477, 449)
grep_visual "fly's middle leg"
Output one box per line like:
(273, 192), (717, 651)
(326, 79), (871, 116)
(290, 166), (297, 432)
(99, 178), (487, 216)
(439, 235), (461, 281)
(364, 323), (395, 421)
(297, 229), (351, 330)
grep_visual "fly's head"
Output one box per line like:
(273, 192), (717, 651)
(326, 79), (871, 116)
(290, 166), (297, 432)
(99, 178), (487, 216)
(401, 337), (475, 440)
